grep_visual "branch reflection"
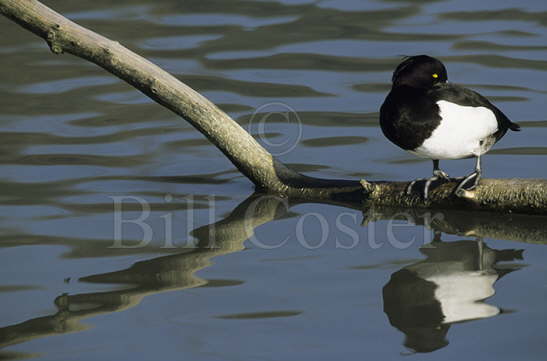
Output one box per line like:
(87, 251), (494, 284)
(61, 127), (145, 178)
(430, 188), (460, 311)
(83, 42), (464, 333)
(0, 194), (288, 354)
(0, 194), (541, 357)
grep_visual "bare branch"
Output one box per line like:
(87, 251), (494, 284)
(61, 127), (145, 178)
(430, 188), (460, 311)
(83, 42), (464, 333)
(1, 0), (546, 214)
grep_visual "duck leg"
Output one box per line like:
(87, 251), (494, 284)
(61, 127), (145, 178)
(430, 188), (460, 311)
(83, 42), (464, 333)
(406, 160), (451, 199)
(454, 156), (482, 195)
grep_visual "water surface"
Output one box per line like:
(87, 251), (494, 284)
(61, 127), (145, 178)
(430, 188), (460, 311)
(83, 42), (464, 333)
(1, 0), (547, 360)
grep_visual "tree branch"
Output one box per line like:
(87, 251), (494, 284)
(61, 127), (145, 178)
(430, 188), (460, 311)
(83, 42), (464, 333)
(1, 0), (546, 214)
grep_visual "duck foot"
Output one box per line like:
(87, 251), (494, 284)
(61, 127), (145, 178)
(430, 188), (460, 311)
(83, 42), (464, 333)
(454, 171), (481, 196)
(406, 170), (453, 200)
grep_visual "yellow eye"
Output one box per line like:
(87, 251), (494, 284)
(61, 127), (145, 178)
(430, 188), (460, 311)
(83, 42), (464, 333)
(432, 73), (439, 78)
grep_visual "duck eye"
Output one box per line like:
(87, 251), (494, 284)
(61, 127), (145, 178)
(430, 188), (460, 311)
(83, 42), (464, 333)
(432, 73), (439, 79)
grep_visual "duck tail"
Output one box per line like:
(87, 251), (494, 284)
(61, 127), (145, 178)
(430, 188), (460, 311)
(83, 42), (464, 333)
(509, 122), (521, 131)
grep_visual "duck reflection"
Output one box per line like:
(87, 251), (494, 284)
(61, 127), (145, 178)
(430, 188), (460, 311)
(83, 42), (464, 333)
(383, 233), (524, 353)
(0, 194), (539, 357)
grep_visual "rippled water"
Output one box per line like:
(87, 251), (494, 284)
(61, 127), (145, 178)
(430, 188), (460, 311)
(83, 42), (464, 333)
(1, 0), (547, 360)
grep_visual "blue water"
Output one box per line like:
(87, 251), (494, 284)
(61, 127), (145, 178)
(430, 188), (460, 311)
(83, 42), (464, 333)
(1, 0), (546, 360)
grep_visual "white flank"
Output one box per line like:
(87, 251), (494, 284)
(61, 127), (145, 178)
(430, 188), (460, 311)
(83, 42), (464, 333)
(410, 100), (499, 160)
